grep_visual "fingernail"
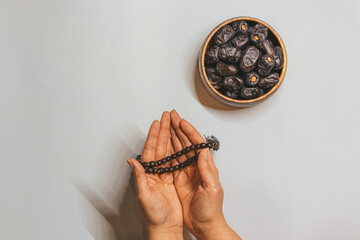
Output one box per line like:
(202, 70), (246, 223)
(126, 159), (134, 168)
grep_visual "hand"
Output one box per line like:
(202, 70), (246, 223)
(127, 111), (183, 240)
(170, 110), (241, 240)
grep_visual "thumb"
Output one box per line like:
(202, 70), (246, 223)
(127, 158), (149, 194)
(197, 149), (219, 188)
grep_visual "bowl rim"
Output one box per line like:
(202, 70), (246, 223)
(199, 16), (288, 105)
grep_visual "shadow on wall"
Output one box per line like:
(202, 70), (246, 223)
(72, 123), (194, 240)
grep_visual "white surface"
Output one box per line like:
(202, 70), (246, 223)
(1, 0), (360, 239)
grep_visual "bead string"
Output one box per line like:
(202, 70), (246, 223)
(135, 135), (220, 175)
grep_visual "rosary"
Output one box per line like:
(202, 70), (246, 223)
(136, 135), (220, 175)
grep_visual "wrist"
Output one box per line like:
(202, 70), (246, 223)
(147, 225), (183, 240)
(192, 216), (230, 240)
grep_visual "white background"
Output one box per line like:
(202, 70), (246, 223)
(1, 0), (360, 239)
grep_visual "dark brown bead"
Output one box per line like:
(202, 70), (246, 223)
(169, 167), (174, 172)
(195, 144), (201, 149)
(143, 162), (149, 167)
(149, 161), (156, 168)
(148, 168), (153, 173)
(156, 160), (162, 166)
(181, 149), (186, 154)
(158, 168), (164, 175)
(179, 163), (185, 168)
(190, 145), (195, 150)
(188, 158), (193, 164)
(171, 154), (177, 159)
(184, 160), (189, 166)
(176, 151), (182, 157)
(145, 168), (149, 173)
(152, 168), (157, 173)
(200, 143), (207, 148)
(166, 156), (171, 162)
(185, 147), (191, 153)
(174, 165), (179, 170)
(164, 167), (170, 172)
(207, 142), (212, 148)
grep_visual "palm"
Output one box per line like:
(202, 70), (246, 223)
(135, 111), (183, 229)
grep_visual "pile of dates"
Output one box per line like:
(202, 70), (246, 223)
(205, 20), (284, 100)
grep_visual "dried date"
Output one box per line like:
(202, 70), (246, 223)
(249, 24), (268, 44)
(216, 62), (238, 76)
(240, 46), (261, 72)
(205, 45), (220, 64)
(240, 87), (261, 99)
(219, 45), (241, 63)
(214, 25), (236, 45)
(273, 46), (284, 70)
(231, 34), (249, 50)
(244, 72), (260, 87)
(256, 54), (275, 76)
(231, 20), (248, 34)
(258, 73), (279, 91)
(223, 76), (244, 91)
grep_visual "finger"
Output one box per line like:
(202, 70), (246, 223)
(170, 126), (188, 178)
(156, 111), (171, 166)
(197, 149), (220, 188)
(170, 110), (197, 177)
(180, 119), (218, 171)
(127, 158), (149, 194)
(141, 120), (160, 163)
(170, 110), (195, 158)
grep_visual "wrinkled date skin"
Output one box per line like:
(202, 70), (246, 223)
(205, 45), (220, 64)
(240, 86), (261, 99)
(240, 46), (261, 72)
(249, 24), (268, 44)
(259, 73), (279, 91)
(214, 25), (236, 45)
(204, 20), (284, 100)
(257, 54), (275, 76)
(216, 62), (238, 76)
(231, 34), (249, 50)
(244, 72), (260, 87)
(258, 39), (275, 58)
(231, 20), (248, 34)
(223, 76), (244, 91)
(273, 46), (284, 70)
(219, 45), (242, 63)
(224, 90), (239, 99)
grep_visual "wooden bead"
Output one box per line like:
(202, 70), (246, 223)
(171, 154), (177, 159)
(185, 147), (191, 153)
(149, 161), (156, 168)
(165, 167), (170, 172)
(201, 143), (207, 148)
(195, 144), (201, 149)
(179, 163), (185, 168)
(166, 156), (171, 162)
(169, 167), (174, 172)
(207, 142), (212, 148)
(176, 151), (182, 157)
(174, 165), (179, 170)
(190, 145), (195, 150)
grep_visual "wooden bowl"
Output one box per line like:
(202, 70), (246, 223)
(198, 16), (287, 108)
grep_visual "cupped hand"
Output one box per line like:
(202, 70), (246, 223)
(170, 110), (241, 240)
(127, 111), (183, 240)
